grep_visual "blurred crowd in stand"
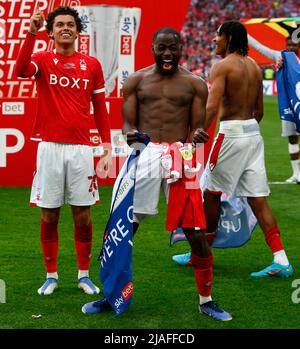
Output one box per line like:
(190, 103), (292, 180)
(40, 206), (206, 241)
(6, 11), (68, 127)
(180, 0), (300, 78)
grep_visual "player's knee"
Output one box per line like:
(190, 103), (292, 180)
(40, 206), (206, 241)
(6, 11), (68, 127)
(42, 208), (60, 225)
(75, 216), (91, 227)
(71, 206), (91, 227)
(75, 221), (92, 242)
(184, 228), (208, 249)
(191, 252), (213, 268)
(288, 135), (298, 145)
(247, 196), (271, 217)
(205, 231), (216, 246)
(204, 189), (221, 202)
(247, 196), (262, 208)
(193, 229), (207, 242)
(133, 213), (147, 224)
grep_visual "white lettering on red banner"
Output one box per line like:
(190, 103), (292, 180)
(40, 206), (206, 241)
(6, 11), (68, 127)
(120, 35), (132, 55)
(121, 282), (133, 301)
(78, 34), (90, 55)
(0, 128), (25, 167)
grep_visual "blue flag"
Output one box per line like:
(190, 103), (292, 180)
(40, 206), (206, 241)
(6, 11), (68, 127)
(276, 50), (300, 132)
(170, 195), (257, 248)
(98, 133), (150, 315)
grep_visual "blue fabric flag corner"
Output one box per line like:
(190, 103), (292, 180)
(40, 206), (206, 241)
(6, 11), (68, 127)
(170, 195), (257, 248)
(276, 50), (300, 132)
(98, 132), (150, 315)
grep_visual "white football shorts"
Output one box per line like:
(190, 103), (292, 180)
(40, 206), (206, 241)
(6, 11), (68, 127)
(30, 142), (99, 208)
(281, 119), (298, 137)
(204, 119), (270, 197)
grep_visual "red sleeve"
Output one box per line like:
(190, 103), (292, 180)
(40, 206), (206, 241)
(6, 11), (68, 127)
(92, 57), (105, 93)
(15, 32), (39, 78)
(91, 58), (111, 146)
(92, 92), (111, 146)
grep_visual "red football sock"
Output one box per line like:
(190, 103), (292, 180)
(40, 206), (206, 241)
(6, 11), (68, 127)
(41, 219), (58, 273)
(74, 221), (92, 271)
(265, 226), (284, 254)
(191, 253), (213, 297)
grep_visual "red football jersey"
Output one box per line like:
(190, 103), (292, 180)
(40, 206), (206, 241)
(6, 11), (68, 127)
(30, 50), (105, 145)
(165, 144), (206, 231)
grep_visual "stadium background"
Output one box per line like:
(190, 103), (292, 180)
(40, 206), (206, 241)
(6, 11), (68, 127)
(1, 0), (299, 186)
(1, 0), (300, 330)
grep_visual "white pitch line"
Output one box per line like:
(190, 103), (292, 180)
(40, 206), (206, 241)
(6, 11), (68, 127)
(268, 182), (297, 185)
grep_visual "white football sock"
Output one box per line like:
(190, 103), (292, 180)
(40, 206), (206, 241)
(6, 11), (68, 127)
(199, 295), (212, 305)
(291, 160), (299, 177)
(47, 272), (58, 280)
(273, 250), (289, 266)
(78, 270), (89, 280)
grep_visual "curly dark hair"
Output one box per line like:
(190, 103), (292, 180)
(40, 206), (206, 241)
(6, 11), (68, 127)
(45, 6), (83, 33)
(218, 20), (248, 56)
(153, 27), (183, 45)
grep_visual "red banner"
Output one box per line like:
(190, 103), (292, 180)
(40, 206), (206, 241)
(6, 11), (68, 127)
(0, 98), (38, 186)
(0, 97), (126, 186)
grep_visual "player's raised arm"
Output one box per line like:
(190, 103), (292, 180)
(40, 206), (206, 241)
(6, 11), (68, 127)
(15, 2), (44, 77)
(205, 62), (226, 131)
(247, 34), (280, 62)
(30, 1), (44, 35)
(190, 76), (209, 146)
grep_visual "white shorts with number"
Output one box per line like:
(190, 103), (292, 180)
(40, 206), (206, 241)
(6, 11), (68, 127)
(204, 119), (270, 197)
(30, 142), (99, 208)
(281, 120), (298, 137)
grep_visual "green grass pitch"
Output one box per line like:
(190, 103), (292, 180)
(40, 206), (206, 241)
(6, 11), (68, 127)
(0, 96), (299, 329)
